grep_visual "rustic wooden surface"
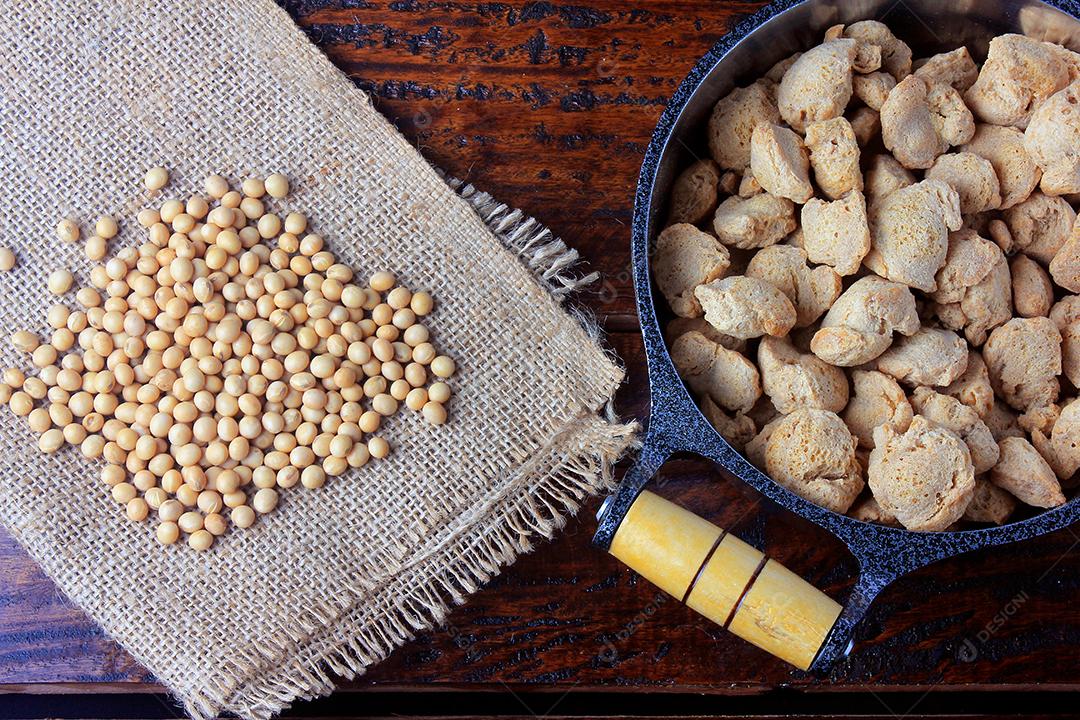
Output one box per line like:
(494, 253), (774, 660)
(4, 0), (1080, 712)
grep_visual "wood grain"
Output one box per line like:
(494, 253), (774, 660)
(5, 0), (1080, 704)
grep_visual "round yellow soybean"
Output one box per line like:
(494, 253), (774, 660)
(156, 521), (180, 545)
(422, 401), (447, 426)
(126, 497), (149, 522)
(428, 382), (451, 404)
(203, 512), (228, 536)
(38, 428), (65, 453)
(369, 271), (395, 292)
(144, 167), (169, 191)
(431, 355), (456, 378)
(231, 504), (256, 529)
(56, 218), (80, 244)
(368, 436), (390, 459)
(47, 269), (74, 295)
(205, 174), (229, 198)
(95, 215), (118, 239)
(265, 173), (289, 198)
(188, 529), (214, 551)
(253, 487), (279, 513)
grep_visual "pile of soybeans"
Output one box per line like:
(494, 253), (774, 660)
(0, 169), (456, 550)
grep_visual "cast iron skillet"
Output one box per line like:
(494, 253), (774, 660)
(594, 0), (1080, 671)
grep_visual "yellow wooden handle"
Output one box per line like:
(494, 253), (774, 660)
(608, 490), (841, 670)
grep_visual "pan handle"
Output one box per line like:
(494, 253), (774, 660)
(605, 488), (843, 670)
(810, 564), (897, 670)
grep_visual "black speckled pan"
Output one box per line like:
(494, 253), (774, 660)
(594, 0), (1080, 671)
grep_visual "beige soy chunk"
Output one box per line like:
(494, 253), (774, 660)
(1005, 192), (1076, 265)
(984, 401), (1024, 442)
(782, 227), (804, 249)
(707, 80), (781, 170)
(804, 117), (863, 201)
(1050, 219), (1080, 293)
(750, 123), (813, 203)
(747, 395), (781, 432)
(652, 223), (731, 318)
(984, 316), (1062, 412)
(1031, 427), (1076, 482)
(848, 107), (880, 147)
(711, 193), (796, 249)
(988, 218), (1014, 255)
(864, 154), (915, 202)
(824, 23), (881, 74)
(737, 170), (762, 198)
(990, 436), (1066, 508)
(667, 159), (722, 225)
(1018, 403), (1060, 436)
(880, 76), (939, 169)
(941, 350), (995, 418)
(868, 416), (975, 532)
(1031, 398), (1080, 481)
(1062, 321), (1080, 389)
(700, 395), (756, 451)
(665, 317), (745, 353)
(852, 71), (896, 111)
(925, 152), (1001, 215)
(964, 34), (1072, 129)
(842, 369), (913, 449)
(695, 275), (797, 340)
(881, 76), (974, 170)
(849, 493), (900, 526)
(670, 331), (761, 414)
(1051, 295), (1080, 329)
(766, 52), (802, 83)
(777, 38), (858, 133)
(800, 191), (871, 276)
(1011, 254), (1053, 318)
(865, 179), (963, 292)
(844, 20), (912, 80)
(960, 124), (1041, 209)
(910, 387), (1000, 474)
(743, 417), (774, 471)
(963, 477), (1017, 525)
(757, 336), (849, 415)
(811, 275), (919, 367)
(759, 408), (863, 514)
(1024, 81), (1080, 196)
(876, 327), (969, 387)
(745, 245), (841, 327)
(1050, 296), (1080, 388)
(913, 47), (979, 92)
(928, 82), (977, 145)
(930, 229), (1012, 346)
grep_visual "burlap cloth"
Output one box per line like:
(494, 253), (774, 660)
(0, 1), (636, 717)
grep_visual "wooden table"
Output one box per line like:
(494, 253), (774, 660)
(4, 1), (1080, 716)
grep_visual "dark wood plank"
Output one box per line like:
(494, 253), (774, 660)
(6, 0), (1080, 702)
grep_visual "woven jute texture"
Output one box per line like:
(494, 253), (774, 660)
(0, 1), (636, 717)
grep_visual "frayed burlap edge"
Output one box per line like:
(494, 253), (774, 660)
(443, 175), (600, 300)
(165, 180), (636, 719)
(207, 415), (636, 720)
